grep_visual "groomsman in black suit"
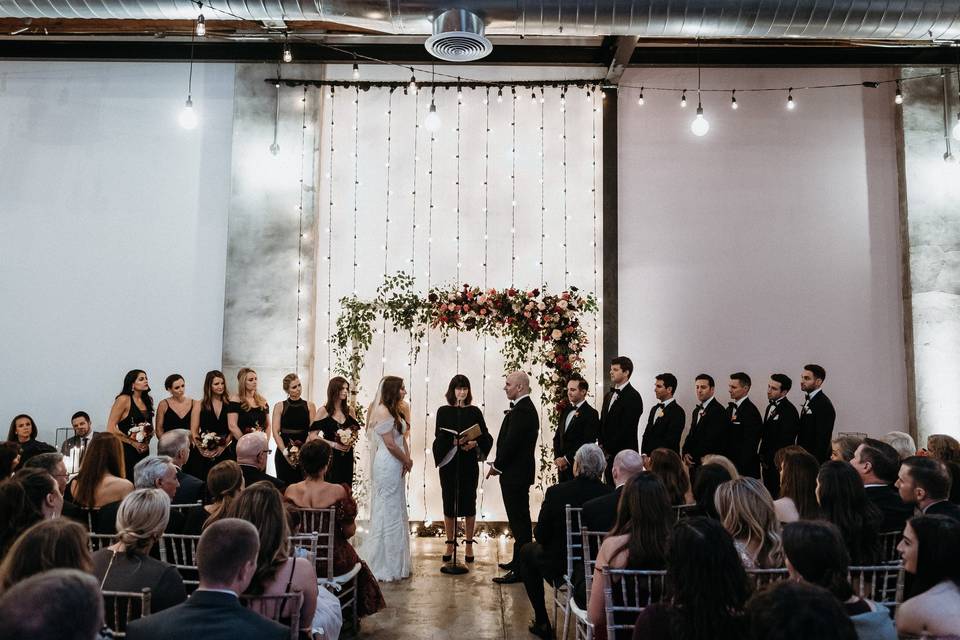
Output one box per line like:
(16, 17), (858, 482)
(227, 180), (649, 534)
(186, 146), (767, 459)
(758, 373), (800, 498)
(489, 371), (540, 584)
(599, 356), (643, 485)
(727, 372), (763, 478)
(553, 375), (600, 483)
(682, 374), (728, 472)
(641, 373), (685, 455)
(796, 364), (836, 464)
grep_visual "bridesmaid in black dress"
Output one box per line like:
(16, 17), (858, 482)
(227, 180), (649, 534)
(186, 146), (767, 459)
(227, 367), (271, 441)
(106, 369), (155, 481)
(431, 374), (493, 563)
(311, 376), (360, 487)
(272, 373), (317, 485)
(185, 370), (234, 482)
(155, 374), (194, 438)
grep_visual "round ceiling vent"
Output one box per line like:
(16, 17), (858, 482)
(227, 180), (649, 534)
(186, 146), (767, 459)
(425, 9), (492, 62)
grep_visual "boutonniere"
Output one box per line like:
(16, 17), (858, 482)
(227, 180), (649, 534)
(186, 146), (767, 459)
(773, 414), (781, 421)
(805, 407), (813, 415)
(731, 411), (738, 422)
(573, 411), (581, 419)
(698, 409), (705, 419)
(655, 408), (664, 419)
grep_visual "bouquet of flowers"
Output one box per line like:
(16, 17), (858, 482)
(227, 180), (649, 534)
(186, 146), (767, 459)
(199, 432), (222, 452)
(130, 422), (154, 443)
(287, 440), (304, 467)
(336, 427), (360, 449)
(242, 424), (264, 435)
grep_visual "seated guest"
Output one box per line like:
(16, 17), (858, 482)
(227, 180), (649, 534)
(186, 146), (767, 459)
(690, 462), (732, 520)
(133, 456), (184, 534)
(0, 441), (19, 479)
(882, 431), (916, 460)
(773, 448), (820, 523)
(588, 473), (671, 640)
(701, 454), (740, 481)
(897, 456), (960, 520)
(715, 477), (783, 569)
(158, 430), (204, 504)
(227, 482), (319, 638)
(831, 435), (862, 463)
(747, 581), (857, 640)
(926, 434), (960, 503)
(517, 444), (610, 638)
(896, 515), (960, 637)
(237, 432), (285, 491)
(0, 519), (92, 593)
(632, 517), (750, 640)
(850, 439), (913, 533)
(24, 452), (84, 520)
(126, 518), (288, 640)
(284, 439), (385, 619)
(0, 569), (105, 640)
(92, 489), (187, 612)
(783, 521), (896, 640)
(6, 414), (55, 469)
(183, 460), (244, 534)
(581, 449), (644, 533)
(647, 448), (694, 506)
(61, 411), (94, 460)
(817, 461), (882, 564)
(65, 433), (134, 532)
(0, 468), (63, 554)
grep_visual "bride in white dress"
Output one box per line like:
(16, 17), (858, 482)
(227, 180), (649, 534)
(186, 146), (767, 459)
(360, 375), (413, 581)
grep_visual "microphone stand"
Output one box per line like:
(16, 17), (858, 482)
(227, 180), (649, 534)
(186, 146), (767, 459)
(441, 404), (469, 575)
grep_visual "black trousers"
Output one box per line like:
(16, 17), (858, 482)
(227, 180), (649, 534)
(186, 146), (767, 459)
(761, 459), (780, 499)
(500, 481), (532, 564)
(518, 542), (565, 624)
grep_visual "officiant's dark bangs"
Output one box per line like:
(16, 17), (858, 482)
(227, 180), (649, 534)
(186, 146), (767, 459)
(445, 375), (473, 406)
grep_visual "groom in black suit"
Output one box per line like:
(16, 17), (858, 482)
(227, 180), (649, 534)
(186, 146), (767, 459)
(489, 371), (540, 584)
(599, 356), (643, 485)
(553, 375), (600, 483)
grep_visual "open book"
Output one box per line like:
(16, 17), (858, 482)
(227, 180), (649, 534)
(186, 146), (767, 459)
(439, 423), (482, 442)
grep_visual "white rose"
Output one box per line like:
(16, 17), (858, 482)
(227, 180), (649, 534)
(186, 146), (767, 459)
(551, 329), (563, 340)
(558, 300), (568, 309)
(537, 302), (546, 310)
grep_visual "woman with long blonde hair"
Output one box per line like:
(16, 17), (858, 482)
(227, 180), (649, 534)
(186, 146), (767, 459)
(227, 367), (271, 441)
(272, 373), (316, 485)
(715, 477), (784, 569)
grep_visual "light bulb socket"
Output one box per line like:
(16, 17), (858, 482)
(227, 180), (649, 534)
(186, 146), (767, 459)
(696, 105), (704, 116)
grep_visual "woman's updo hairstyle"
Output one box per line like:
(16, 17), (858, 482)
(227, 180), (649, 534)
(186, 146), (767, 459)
(114, 489), (170, 553)
(299, 439), (332, 478)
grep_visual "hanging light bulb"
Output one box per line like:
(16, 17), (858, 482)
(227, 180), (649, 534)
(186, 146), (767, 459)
(895, 80), (903, 105)
(952, 113), (960, 141)
(283, 43), (293, 63)
(731, 89), (738, 109)
(539, 88), (545, 103)
(586, 88), (592, 102)
(352, 62), (360, 80)
(194, 14), (206, 37)
(786, 88), (795, 110)
(691, 103), (709, 136)
(408, 74), (417, 94)
(530, 90), (537, 104)
(425, 99), (441, 131)
(497, 87), (503, 103)
(680, 90), (687, 108)
(637, 86), (644, 106)
(179, 97), (198, 129)
(560, 92), (566, 111)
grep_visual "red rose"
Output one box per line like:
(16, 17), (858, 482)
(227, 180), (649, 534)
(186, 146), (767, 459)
(508, 288), (517, 296)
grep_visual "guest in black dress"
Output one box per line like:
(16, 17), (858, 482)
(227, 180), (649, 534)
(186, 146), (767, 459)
(312, 376), (361, 487)
(106, 369), (155, 481)
(6, 414), (55, 470)
(155, 374), (194, 438)
(185, 370), (234, 482)
(227, 367), (271, 442)
(272, 373), (317, 485)
(431, 374), (493, 563)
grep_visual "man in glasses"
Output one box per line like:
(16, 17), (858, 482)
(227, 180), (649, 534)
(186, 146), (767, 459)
(236, 432), (286, 491)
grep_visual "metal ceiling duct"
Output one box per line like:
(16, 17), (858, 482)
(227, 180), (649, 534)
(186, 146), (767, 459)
(425, 9), (492, 62)
(1, 0), (959, 41)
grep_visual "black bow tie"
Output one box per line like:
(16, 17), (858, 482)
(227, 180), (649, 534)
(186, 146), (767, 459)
(611, 388), (621, 395)
(805, 393), (811, 401)
(695, 404), (703, 411)
(509, 401), (516, 408)
(728, 402), (737, 409)
(656, 403), (664, 410)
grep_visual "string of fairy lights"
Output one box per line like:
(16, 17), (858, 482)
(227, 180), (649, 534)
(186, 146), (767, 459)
(421, 100), (435, 525)
(591, 93), (601, 396)
(323, 87), (335, 376)
(379, 88), (394, 379)
(295, 85), (308, 372)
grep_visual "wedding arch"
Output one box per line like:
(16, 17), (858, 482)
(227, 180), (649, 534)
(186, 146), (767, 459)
(332, 272), (598, 484)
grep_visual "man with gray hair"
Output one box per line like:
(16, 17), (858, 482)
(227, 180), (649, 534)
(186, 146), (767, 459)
(0, 569), (104, 640)
(158, 429), (203, 504)
(582, 449), (645, 533)
(516, 443), (613, 639)
(134, 455), (183, 535)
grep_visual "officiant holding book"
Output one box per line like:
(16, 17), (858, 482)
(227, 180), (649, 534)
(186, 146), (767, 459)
(432, 375), (493, 565)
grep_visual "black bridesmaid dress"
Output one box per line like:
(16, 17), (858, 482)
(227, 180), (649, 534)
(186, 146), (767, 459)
(311, 413), (360, 486)
(118, 399), (154, 481)
(184, 401), (234, 482)
(432, 405), (493, 518)
(229, 401), (269, 435)
(275, 398), (311, 485)
(160, 401), (192, 433)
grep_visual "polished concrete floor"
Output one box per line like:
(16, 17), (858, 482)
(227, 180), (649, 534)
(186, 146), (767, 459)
(359, 536), (539, 640)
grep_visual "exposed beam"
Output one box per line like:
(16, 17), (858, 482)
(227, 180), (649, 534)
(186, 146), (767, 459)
(604, 35), (639, 84)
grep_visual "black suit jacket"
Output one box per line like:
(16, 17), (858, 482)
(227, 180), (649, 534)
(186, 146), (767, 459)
(126, 589), (288, 640)
(599, 383), (643, 458)
(729, 398), (763, 478)
(493, 396), (540, 487)
(641, 400), (685, 455)
(925, 499), (960, 522)
(681, 398), (728, 465)
(174, 468), (204, 505)
(797, 391), (836, 464)
(240, 465), (286, 492)
(865, 484), (914, 532)
(581, 485), (623, 534)
(553, 401), (600, 465)
(758, 398), (800, 465)
(535, 476), (612, 567)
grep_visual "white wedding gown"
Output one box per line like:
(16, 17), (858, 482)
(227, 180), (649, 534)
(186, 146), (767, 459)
(360, 417), (411, 582)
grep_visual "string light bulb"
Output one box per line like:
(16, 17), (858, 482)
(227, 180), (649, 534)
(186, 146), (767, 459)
(680, 90), (687, 108)
(787, 88), (795, 110)
(179, 97), (197, 129)
(408, 73), (417, 93)
(731, 89), (738, 109)
(194, 14), (205, 37)
(895, 80), (903, 105)
(282, 42), (292, 63)
(497, 87), (503, 103)
(425, 99), (441, 132)
(691, 103), (709, 136)
(530, 90), (537, 104)
(352, 62), (360, 80)
(637, 86), (644, 106)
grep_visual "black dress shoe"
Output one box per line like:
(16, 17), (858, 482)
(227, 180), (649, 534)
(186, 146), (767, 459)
(498, 561), (515, 570)
(529, 620), (553, 640)
(492, 570), (522, 584)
